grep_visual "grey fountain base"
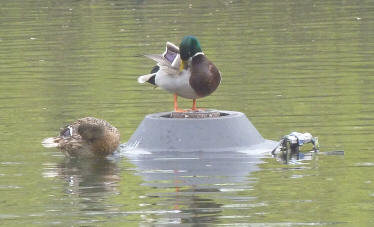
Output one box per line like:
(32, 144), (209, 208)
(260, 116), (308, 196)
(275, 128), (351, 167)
(124, 110), (277, 152)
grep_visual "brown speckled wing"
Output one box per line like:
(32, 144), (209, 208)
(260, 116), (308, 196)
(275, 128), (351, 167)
(56, 117), (120, 157)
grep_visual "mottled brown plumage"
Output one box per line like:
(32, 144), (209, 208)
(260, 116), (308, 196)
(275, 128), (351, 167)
(42, 117), (120, 157)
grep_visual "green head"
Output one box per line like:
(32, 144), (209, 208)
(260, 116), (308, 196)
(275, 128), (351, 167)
(179, 36), (202, 61)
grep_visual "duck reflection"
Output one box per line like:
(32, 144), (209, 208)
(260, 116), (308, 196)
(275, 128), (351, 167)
(58, 157), (120, 195)
(172, 189), (222, 225)
(43, 156), (120, 212)
(124, 150), (263, 225)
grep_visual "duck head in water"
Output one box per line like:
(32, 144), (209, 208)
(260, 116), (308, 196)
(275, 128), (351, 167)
(42, 117), (120, 158)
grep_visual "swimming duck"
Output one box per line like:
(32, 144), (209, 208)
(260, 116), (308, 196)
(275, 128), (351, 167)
(42, 117), (120, 157)
(138, 36), (221, 112)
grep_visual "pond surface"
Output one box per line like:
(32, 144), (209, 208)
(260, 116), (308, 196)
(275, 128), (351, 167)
(1, 0), (374, 226)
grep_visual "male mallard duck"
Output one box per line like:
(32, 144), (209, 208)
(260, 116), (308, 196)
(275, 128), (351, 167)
(42, 117), (120, 157)
(138, 35), (221, 112)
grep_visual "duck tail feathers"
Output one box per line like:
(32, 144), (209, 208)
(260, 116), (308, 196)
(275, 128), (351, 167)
(137, 73), (156, 84)
(42, 137), (60, 148)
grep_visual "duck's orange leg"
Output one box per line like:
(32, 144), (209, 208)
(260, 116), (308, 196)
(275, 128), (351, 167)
(191, 99), (205, 111)
(191, 99), (197, 110)
(174, 94), (186, 112)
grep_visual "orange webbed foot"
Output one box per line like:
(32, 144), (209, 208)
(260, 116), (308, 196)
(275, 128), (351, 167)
(174, 108), (187, 113)
(188, 108), (206, 112)
(190, 99), (206, 112)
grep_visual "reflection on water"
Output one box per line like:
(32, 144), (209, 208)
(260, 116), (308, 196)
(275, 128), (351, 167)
(48, 158), (120, 197)
(38, 151), (263, 225)
(41, 157), (121, 225)
(127, 151), (261, 188)
(122, 150), (263, 225)
(0, 0), (374, 225)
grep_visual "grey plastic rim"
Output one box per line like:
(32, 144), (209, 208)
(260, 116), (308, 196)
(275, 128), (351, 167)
(124, 110), (276, 152)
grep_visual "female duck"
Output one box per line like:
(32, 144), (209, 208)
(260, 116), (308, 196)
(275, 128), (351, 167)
(42, 117), (120, 157)
(138, 36), (221, 112)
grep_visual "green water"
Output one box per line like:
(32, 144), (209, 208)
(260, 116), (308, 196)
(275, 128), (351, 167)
(1, 0), (374, 226)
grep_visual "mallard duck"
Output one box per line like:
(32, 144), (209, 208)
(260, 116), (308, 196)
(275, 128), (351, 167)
(42, 117), (120, 157)
(138, 36), (221, 112)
